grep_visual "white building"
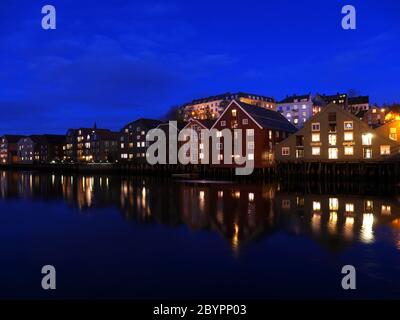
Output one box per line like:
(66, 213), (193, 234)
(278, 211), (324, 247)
(277, 94), (313, 128)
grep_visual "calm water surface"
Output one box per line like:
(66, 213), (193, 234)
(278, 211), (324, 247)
(0, 170), (400, 299)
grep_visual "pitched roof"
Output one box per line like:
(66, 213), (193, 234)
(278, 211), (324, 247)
(122, 118), (162, 130)
(278, 94), (311, 104)
(1, 135), (26, 143)
(183, 92), (275, 106)
(231, 100), (297, 133)
(348, 96), (369, 105)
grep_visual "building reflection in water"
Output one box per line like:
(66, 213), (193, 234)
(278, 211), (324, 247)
(1, 170), (400, 253)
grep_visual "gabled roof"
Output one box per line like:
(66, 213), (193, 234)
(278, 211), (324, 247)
(1, 135), (26, 143)
(20, 134), (66, 145)
(122, 118), (162, 130)
(278, 94), (311, 104)
(183, 118), (216, 130)
(212, 100), (297, 133)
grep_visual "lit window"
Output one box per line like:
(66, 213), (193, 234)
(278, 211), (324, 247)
(218, 154), (223, 161)
(232, 109), (237, 117)
(216, 131), (222, 138)
(248, 154), (254, 160)
(328, 148), (338, 159)
(247, 129), (254, 137)
(269, 130), (272, 139)
(380, 145), (390, 155)
(344, 132), (354, 141)
(312, 133), (320, 142)
(390, 128), (397, 141)
(362, 133), (373, 146)
(328, 134), (337, 146)
(199, 143), (204, 150)
(344, 121), (353, 130)
(345, 203), (354, 213)
(282, 147), (290, 156)
(313, 201), (321, 211)
(242, 118), (248, 125)
(221, 121), (226, 127)
(311, 123), (320, 131)
(199, 153), (204, 160)
(294, 118), (299, 125)
(344, 146), (354, 155)
(363, 148), (372, 159)
(296, 149), (304, 158)
(329, 198), (339, 211)
(136, 142), (140, 147)
(312, 147), (320, 156)
(121, 143), (125, 149)
(381, 205), (391, 215)
(141, 142), (145, 147)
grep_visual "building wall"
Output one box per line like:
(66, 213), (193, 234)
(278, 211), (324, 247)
(276, 104), (399, 162)
(120, 124), (153, 163)
(277, 99), (313, 128)
(17, 137), (35, 164)
(362, 107), (386, 127)
(0, 137), (20, 164)
(211, 102), (287, 168)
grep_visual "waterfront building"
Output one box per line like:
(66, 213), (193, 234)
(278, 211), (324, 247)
(276, 104), (399, 162)
(276, 94), (313, 128)
(17, 135), (65, 164)
(65, 125), (119, 162)
(120, 118), (162, 163)
(182, 92), (276, 121)
(211, 100), (297, 168)
(0, 135), (25, 164)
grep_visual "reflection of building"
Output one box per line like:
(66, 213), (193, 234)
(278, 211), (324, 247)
(120, 118), (162, 163)
(277, 94), (313, 128)
(0, 135), (25, 164)
(182, 92), (276, 121)
(276, 104), (400, 162)
(17, 135), (65, 164)
(65, 125), (119, 162)
(211, 100), (297, 168)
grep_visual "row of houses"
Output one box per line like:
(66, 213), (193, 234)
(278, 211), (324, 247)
(1, 94), (400, 169)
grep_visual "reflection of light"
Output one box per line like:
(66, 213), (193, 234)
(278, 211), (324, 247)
(312, 213), (321, 233)
(360, 214), (375, 244)
(218, 191), (223, 198)
(313, 201), (321, 211)
(382, 205), (391, 216)
(52, 175), (55, 185)
(232, 223), (239, 252)
(365, 200), (373, 212)
(233, 191), (240, 199)
(328, 212), (338, 235)
(199, 191), (205, 201)
(329, 198), (339, 211)
(344, 217), (354, 240)
(248, 193), (254, 202)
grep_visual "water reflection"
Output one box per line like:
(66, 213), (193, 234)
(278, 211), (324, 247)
(1, 170), (400, 253)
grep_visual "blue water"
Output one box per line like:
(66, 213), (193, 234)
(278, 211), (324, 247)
(0, 170), (399, 299)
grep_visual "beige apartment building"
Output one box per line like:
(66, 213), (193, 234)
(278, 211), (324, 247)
(276, 104), (400, 162)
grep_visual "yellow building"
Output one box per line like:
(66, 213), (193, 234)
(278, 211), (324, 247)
(276, 104), (400, 162)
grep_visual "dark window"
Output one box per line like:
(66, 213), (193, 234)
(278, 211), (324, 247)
(296, 135), (304, 146)
(329, 124), (337, 133)
(328, 112), (337, 122)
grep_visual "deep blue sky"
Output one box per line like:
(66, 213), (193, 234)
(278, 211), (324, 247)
(0, 0), (399, 134)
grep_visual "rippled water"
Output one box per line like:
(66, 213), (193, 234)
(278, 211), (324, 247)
(0, 170), (400, 299)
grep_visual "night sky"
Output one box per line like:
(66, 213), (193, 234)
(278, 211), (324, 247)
(0, 0), (399, 134)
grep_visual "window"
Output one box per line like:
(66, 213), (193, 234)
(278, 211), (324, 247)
(199, 143), (204, 150)
(269, 130), (272, 140)
(329, 198), (339, 211)
(312, 133), (320, 142)
(296, 135), (304, 146)
(311, 123), (320, 131)
(247, 129), (254, 137)
(121, 154), (128, 159)
(248, 154), (254, 160)
(363, 148), (372, 159)
(313, 201), (321, 211)
(141, 142), (145, 147)
(294, 118), (299, 125)
(296, 149), (304, 158)
(282, 147), (290, 156)
(344, 146), (354, 155)
(216, 131), (222, 138)
(312, 147), (320, 156)
(218, 154), (223, 161)
(199, 153), (204, 160)
(329, 124), (337, 133)
(344, 132), (354, 141)
(344, 121), (353, 130)
(362, 133), (373, 146)
(248, 142), (255, 150)
(136, 142), (141, 147)
(390, 128), (397, 141)
(328, 134), (337, 146)
(328, 148), (338, 159)
(345, 203), (355, 213)
(221, 121), (226, 127)
(121, 143), (125, 149)
(380, 145), (390, 155)
(242, 118), (248, 125)
(232, 109), (237, 117)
